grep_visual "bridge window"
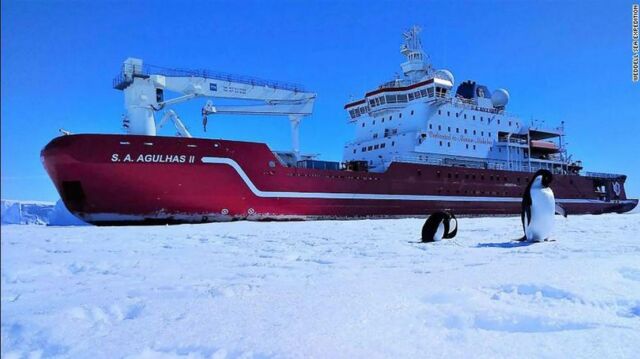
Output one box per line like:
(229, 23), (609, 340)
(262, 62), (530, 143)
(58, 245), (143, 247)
(427, 88), (434, 97)
(408, 92), (415, 101)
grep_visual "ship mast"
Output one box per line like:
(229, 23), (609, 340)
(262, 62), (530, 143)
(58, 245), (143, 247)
(400, 26), (433, 81)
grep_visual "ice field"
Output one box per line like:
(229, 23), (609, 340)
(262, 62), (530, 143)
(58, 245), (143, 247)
(2, 213), (640, 358)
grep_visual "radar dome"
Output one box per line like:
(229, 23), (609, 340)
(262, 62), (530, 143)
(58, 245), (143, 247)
(434, 69), (454, 86)
(491, 88), (509, 108)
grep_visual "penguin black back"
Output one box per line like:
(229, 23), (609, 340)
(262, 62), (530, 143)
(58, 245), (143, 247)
(421, 211), (457, 242)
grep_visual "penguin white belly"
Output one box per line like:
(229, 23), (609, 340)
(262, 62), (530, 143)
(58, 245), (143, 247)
(526, 187), (556, 241)
(434, 222), (445, 241)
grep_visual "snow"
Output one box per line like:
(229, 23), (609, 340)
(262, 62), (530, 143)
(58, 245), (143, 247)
(1, 199), (87, 226)
(2, 214), (639, 358)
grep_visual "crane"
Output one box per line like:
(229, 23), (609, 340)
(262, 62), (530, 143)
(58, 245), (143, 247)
(113, 58), (316, 159)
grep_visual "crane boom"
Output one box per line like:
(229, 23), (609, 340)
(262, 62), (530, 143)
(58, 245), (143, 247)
(114, 58), (316, 158)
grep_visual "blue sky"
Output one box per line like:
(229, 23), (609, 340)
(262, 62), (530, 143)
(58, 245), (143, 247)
(2, 0), (639, 201)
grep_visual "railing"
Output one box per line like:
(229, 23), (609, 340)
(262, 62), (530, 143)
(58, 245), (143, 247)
(113, 63), (306, 93)
(585, 172), (625, 179)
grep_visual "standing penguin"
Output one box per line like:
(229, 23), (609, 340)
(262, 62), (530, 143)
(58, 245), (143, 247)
(520, 169), (557, 242)
(421, 211), (458, 242)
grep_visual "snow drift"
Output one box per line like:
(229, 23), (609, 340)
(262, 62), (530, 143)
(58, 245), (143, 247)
(1, 214), (639, 358)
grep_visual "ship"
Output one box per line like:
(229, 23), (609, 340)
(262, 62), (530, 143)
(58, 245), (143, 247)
(41, 26), (637, 225)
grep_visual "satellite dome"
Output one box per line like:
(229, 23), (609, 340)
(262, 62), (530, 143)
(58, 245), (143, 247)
(434, 69), (454, 86)
(491, 88), (509, 108)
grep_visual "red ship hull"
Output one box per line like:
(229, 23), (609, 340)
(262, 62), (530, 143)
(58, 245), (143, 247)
(41, 134), (637, 225)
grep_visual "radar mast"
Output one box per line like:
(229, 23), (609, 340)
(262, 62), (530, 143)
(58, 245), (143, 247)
(400, 26), (433, 81)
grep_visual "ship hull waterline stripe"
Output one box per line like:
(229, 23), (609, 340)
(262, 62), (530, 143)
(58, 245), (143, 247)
(201, 157), (635, 205)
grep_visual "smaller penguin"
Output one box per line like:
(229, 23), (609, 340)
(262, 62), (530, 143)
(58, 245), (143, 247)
(520, 169), (557, 242)
(421, 211), (458, 242)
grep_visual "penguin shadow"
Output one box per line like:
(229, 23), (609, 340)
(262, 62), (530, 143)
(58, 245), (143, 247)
(476, 240), (537, 248)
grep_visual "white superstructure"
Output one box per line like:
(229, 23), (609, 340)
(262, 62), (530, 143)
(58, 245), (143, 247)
(343, 26), (577, 175)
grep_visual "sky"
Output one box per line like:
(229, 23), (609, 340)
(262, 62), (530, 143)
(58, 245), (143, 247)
(2, 0), (639, 201)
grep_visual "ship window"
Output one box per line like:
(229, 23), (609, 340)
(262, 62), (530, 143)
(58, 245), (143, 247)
(438, 125), (442, 130)
(497, 119), (501, 124)
(481, 131), (484, 136)
(408, 92), (415, 101)
(481, 117), (484, 122)
(509, 121), (512, 126)
(455, 174), (459, 179)
(466, 144), (469, 149)
(448, 173), (452, 178)
(489, 132), (491, 137)
(447, 111), (450, 117)
(119, 141), (130, 145)
(438, 110), (441, 115)
(353, 149), (356, 154)
(456, 113), (459, 118)
(187, 144), (197, 148)
(473, 115), (476, 120)
(368, 146), (373, 151)
(397, 94), (408, 102)
(373, 133), (378, 139)
(420, 89), (428, 97)
(429, 124), (433, 129)
(481, 175), (484, 180)
(389, 115), (392, 120)
(414, 91), (421, 98)
(439, 141), (443, 146)
(362, 122), (365, 127)
(374, 144), (379, 149)
(379, 96), (386, 105)
(144, 142), (154, 146)
(427, 88), (434, 97)
(465, 174), (469, 179)
(448, 127), (451, 132)
(456, 128), (459, 133)
(499, 148), (502, 152)
(473, 145), (476, 150)
(447, 142), (451, 147)
(362, 147), (366, 152)
(386, 95), (396, 103)
(473, 130), (477, 135)
(464, 129), (468, 134)
(381, 143), (386, 148)
(464, 114), (467, 119)
(399, 113), (402, 118)
(411, 110), (414, 115)
(373, 120), (376, 125)
(490, 175), (494, 180)
(392, 141), (395, 146)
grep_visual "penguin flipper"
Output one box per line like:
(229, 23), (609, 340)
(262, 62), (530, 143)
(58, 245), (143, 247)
(555, 203), (568, 218)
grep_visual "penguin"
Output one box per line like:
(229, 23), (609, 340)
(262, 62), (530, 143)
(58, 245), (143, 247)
(421, 211), (458, 242)
(520, 169), (557, 242)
